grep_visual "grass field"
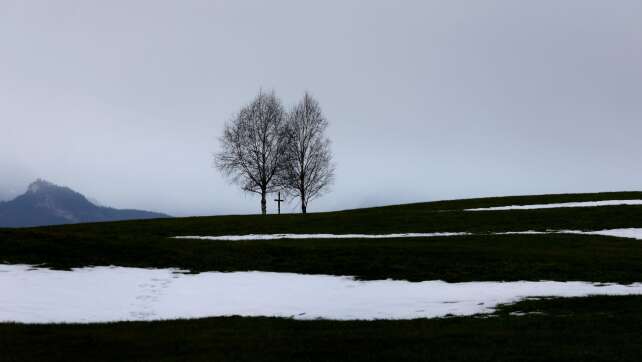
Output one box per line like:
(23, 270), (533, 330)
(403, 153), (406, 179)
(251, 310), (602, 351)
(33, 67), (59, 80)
(3, 296), (642, 362)
(2, 192), (642, 281)
(3, 233), (642, 283)
(2, 192), (642, 361)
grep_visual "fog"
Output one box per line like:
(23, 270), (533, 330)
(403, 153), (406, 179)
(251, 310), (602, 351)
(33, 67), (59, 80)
(1, 0), (641, 216)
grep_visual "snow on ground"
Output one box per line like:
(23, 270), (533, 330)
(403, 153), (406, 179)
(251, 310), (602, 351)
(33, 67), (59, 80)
(566, 228), (642, 240)
(3, 264), (642, 323)
(174, 232), (469, 241)
(174, 229), (642, 241)
(496, 229), (642, 240)
(465, 200), (642, 211)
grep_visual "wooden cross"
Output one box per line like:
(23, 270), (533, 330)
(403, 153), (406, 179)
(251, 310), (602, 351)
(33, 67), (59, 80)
(274, 192), (284, 214)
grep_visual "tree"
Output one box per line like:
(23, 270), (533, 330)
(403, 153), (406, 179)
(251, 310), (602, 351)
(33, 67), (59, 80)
(215, 91), (287, 215)
(278, 92), (335, 214)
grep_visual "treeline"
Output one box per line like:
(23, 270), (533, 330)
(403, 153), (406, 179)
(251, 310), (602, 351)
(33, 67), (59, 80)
(215, 90), (335, 215)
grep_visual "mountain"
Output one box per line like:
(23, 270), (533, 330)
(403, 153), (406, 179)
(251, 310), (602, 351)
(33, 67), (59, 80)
(0, 179), (170, 228)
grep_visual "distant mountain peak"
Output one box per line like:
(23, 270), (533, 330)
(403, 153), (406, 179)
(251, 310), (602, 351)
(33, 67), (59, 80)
(0, 180), (170, 228)
(27, 179), (57, 194)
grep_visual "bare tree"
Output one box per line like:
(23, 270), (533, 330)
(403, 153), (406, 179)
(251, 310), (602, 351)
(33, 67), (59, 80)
(215, 90), (287, 215)
(278, 92), (335, 214)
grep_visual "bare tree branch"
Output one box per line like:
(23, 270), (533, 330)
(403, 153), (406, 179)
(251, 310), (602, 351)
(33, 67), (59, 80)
(277, 92), (335, 214)
(215, 90), (287, 215)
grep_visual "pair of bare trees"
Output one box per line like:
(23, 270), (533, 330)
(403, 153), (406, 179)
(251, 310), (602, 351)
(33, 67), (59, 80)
(215, 90), (334, 215)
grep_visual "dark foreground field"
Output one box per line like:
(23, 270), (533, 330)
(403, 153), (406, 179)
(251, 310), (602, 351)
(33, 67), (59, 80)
(2, 192), (642, 361)
(2, 296), (642, 362)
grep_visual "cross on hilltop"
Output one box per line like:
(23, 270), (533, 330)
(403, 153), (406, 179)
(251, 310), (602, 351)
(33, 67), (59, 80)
(274, 192), (284, 214)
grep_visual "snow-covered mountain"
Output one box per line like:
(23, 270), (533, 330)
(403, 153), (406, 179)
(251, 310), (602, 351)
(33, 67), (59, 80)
(0, 179), (170, 228)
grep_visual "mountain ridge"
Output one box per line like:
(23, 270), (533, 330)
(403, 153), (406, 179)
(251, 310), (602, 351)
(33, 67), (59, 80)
(0, 179), (170, 228)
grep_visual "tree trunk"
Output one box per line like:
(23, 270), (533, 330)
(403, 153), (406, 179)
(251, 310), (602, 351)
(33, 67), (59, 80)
(261, 190), (267, 215)
(301, 194), (307, 214)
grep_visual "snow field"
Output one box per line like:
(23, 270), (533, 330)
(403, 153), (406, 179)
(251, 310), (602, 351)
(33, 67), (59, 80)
(3, 264), (642, 323)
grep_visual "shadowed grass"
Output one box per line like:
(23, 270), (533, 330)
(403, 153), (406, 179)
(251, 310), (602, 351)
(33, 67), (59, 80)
(3, 192), (642, 360)
(2, 295), (642, 362)
(2, 233), (642, 282)
(2, 191), (642, 282)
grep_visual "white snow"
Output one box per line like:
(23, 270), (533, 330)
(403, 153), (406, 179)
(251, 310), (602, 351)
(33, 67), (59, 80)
(565, 228), (642, 240)
(465, 200), (642, 211)
(173, 232), (469, 241)
(2, 264), (642, 323)
(495, 228), (642, 240)
(173, 229), (642, 241)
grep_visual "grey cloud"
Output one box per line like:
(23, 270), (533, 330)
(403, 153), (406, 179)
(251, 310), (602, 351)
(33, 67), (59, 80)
(1, 0), (641, 215)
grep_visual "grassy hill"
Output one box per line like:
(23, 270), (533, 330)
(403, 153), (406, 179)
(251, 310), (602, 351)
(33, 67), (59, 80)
(3, 191), (642, 361)
(2, 191), (642, 282)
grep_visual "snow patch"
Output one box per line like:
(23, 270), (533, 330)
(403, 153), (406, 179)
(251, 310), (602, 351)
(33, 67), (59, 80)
(174, 232), (469, 241)
(173, 229), (642, 241)
(2, 264), (642, 323)
(496, 228), (642, 240)
(466, 200), (642, 211)
(565, 228), (642, 240)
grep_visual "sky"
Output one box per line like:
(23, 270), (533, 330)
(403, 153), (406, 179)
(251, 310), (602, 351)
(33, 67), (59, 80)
(1, 0), (641, 216)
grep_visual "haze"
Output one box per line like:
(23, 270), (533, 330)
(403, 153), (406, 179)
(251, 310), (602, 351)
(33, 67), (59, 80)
(1, 0), (641, 216)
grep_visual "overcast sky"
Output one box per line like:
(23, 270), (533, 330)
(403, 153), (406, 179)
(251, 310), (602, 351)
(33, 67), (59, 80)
(1, 0), (641, 216)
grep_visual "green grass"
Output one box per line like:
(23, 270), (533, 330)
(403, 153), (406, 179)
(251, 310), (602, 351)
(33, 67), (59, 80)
(2, 233), (642, 282)
(2, 296), (642, 362)
(2, 191), (642, 281)
(3, 191), (642, 361)
(366, 190), (642, 211)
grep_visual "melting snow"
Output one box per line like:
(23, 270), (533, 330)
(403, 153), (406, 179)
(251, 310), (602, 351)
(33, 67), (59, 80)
(465, 200), (642, 211)
(496, 228), (642, 240)
(566, 228), (642, 240)
(2, 264), (642, 323)
(174, 232), (469, 241)
(174, 229), (642, 241)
